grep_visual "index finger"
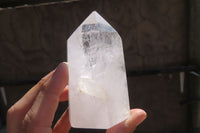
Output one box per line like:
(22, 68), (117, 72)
(25, 62), (69, 127)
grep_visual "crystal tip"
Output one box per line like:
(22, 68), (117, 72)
(89, 11), (100, 17)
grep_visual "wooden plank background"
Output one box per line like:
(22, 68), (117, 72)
(0, 0), (187, 133)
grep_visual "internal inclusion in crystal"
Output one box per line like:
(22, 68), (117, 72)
(82, 23), (117, 68)
(80, 23), (118, 99)
(78, 77), (108, 100)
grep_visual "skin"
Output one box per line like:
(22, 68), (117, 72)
(7, 62), (147, 133)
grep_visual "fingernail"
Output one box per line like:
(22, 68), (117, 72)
(53, 62), (68, 79)
(50, 62), (68, 89)
(135, 110), (147, 126)
(125, 110), (147, 127)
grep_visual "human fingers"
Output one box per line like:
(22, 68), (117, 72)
(59, 85), (69, 102)
(24, 62), (68, 131)
(7, 70), (55, 133)
(52, 108), (71, 133)
(106, 109), (147, 133)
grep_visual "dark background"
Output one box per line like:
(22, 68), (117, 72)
(0, 0), (188, 133)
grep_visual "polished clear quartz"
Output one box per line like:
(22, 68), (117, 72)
(67, 11), (130, 129)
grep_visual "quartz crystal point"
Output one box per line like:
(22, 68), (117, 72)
(67, 11), (130, 129)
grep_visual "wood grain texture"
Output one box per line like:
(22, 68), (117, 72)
(0, 0), (187, 133)
(0, 0), (187, 80)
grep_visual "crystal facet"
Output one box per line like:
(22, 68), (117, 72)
(67, 11), (130, 129)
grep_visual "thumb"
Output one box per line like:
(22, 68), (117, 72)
(106, 109), (147, 133)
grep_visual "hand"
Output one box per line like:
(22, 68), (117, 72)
(7, 62), (147, 133)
